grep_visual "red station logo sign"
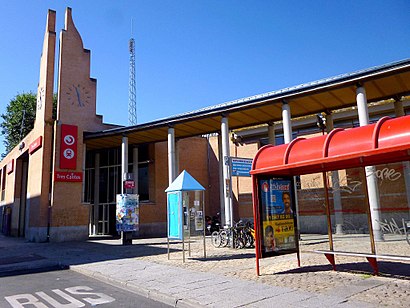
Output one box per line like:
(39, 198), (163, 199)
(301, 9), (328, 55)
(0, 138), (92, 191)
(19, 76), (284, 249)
(60, 124), (78, 170)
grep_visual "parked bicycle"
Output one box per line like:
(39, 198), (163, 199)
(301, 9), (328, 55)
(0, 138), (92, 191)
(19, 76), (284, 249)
(211, 220), (255, 249)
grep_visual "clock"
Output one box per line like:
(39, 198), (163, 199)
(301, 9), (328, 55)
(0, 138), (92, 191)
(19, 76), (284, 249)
(66, 84), (91, 107)
(37, 87), (45, 111)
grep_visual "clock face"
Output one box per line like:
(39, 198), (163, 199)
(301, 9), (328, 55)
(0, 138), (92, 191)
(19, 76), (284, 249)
(37, 87), (45, 111)
(66, 84), (91, 107)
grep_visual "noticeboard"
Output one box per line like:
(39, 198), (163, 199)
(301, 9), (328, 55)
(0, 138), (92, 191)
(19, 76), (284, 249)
(116, 194), (139, 232)
(258, 176), (298, 258)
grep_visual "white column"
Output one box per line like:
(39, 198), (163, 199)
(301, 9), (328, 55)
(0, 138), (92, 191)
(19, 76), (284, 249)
(282, 102), (300, 233)
(93, 152), (100, 235)
(121, 136), (128, 194)
(221, 116), (232, 227)
(357, 85), (383, 241)
(168, 127), (176, 185)
(282, 102), (292, 143)
(268, 122), (276, 145)
(218, 134), (225, 224)
(133, 147), (139, 195)
(394, 100), (410, 215)
(326, 113), (344, 234)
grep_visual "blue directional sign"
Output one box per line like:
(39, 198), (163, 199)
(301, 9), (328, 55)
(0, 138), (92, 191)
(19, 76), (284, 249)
(231, 157), (253, 177)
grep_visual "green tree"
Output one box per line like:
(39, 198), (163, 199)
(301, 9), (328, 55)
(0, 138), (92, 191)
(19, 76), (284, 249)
(1, 93), (37, 155)
(1, 92), (57, 157)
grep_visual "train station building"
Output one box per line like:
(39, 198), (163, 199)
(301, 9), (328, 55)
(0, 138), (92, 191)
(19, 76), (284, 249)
(1, 8), (410, 242)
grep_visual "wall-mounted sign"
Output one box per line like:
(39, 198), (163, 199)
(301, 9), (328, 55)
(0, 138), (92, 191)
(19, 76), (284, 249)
(54, 171), (83, 182)
(231, 157), (253, 177)
(6, 160), (14, 174)
(124, 180), (135, 189)
(29, 136), (43, 154)
(60, 124), (78, 170)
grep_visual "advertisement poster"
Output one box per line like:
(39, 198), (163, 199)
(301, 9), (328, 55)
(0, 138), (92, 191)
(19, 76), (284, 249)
(259, 177), (297, 257)
(116, 194), (139, 232)
(195, 210), (204, 231)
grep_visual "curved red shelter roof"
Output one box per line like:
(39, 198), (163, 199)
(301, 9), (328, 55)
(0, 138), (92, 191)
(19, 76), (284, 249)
(251, 115), (410, 176)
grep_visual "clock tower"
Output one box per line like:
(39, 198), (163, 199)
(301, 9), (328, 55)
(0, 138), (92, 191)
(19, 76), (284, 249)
(49, 7), (109, 241)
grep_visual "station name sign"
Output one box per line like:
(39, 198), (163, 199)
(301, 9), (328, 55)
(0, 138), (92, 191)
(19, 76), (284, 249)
(54, 171), (83, 182)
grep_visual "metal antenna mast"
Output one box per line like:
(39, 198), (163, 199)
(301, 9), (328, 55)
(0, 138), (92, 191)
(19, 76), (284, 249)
(128, 19), (137, 125)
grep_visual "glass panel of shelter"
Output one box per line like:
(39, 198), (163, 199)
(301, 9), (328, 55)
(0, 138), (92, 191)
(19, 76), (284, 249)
(327, 168), (372, 254)
(374, 161), (410, 255)
(296, 168), (372, 254)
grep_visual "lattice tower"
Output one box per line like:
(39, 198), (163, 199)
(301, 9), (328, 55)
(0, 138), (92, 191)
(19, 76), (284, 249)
(128, 37), (137, 125)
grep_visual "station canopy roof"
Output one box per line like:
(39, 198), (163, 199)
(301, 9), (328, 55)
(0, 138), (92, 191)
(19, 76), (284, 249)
(84, 58), (410, 150)
(251, 114), (410, 176)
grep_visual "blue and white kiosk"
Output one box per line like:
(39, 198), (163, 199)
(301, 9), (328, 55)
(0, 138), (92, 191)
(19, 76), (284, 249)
(165, 170), (206, 262)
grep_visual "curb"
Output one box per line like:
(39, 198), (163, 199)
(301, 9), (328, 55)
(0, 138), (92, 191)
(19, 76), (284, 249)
(70, 265), (202, 308)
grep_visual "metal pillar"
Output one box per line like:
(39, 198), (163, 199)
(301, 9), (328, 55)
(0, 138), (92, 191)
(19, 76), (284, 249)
(326, 113), (344, 234)
(168, 127), (176, 185)
(356, 85), (383, 241)
(394, 99), (410, 215)
(282, 102), (292, 144)
(218, 134), (225, 225)
(221, 116), (232, 227)
(133, 147), (139, 195)
(268, 122), (276, 145)
(282, 102), (300, 234)
(93, 152), (100, 235)
(121, 136), (129, 194)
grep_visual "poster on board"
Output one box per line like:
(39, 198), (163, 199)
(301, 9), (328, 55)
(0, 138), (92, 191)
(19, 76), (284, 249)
(116, 194), (139, 232)
(258, 177), (298, 258)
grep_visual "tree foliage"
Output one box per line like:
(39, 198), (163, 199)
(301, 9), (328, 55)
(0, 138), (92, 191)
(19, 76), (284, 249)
(0, 92), (57, 157)
(1, 93), (37, 155)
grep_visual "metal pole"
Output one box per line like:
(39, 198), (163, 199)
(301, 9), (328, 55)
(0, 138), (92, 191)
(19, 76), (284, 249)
(326, 113), (344, 234)
(356, 85), (383, 241)
(282, 102), (292, 144)
(282, 102), (300, 236)
(268, 122), (276, 145)
(121, 136), (128, 194)
(323, 172), (334, 251)
(202, 191), (206, 259)
(362, 168), (377, 254)
(133, 147), (139, 195)
(168, 127), (176, 185)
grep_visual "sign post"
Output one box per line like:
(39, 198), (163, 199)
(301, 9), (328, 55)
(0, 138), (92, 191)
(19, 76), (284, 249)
(116, 194), (139, 245)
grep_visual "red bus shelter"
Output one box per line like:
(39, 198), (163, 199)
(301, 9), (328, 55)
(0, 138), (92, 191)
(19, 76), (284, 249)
(251, 115), (410, 275)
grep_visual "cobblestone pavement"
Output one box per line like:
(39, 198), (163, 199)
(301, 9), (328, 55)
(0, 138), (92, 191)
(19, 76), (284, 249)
(1, 233), (409, 307)
(129, 234), (410, 307)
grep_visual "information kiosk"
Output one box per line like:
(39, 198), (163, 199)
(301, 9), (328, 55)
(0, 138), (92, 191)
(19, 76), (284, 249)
(165, 170), (206, 262)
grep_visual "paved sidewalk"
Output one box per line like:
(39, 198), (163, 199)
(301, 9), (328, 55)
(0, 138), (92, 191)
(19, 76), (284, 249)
(1, 234), (409, 307)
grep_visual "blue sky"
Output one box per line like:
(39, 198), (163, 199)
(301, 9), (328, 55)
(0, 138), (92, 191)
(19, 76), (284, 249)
(0, 0), (409, 155)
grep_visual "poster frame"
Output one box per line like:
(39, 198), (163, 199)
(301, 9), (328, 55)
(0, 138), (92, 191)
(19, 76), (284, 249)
(256, 175), (300, 259)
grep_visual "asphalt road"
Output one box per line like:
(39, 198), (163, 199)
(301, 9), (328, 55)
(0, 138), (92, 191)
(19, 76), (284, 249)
(0, 269), (172, 308)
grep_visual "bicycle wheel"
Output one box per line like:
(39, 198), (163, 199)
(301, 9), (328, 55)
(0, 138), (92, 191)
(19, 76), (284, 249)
(219, 230), (229, 247)
(234, 235), (245, 249)
(245, 232), (254, 248)
(211, 231), (221, 247)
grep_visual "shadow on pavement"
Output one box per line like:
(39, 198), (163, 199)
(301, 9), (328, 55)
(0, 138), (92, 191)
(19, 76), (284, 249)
(269, 260), (410, 280)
